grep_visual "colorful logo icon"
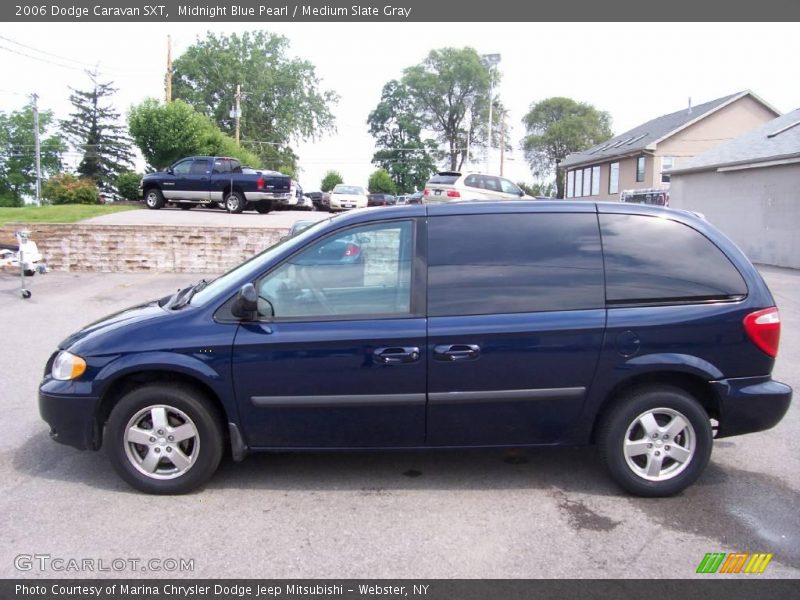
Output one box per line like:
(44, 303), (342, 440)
(696, 552), (773, 574)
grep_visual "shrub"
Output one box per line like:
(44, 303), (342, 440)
(116, 171), (142, 200)
(368, 169), (396, 194)
(320, 170), (343, 192)
(42, 173), (100, 205)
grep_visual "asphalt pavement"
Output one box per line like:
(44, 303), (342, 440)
(84, 205), (330, 228)
(0, 266), (798, 578)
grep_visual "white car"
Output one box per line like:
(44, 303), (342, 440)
(329, 184), (368, 211)
(422, 171), (532, 203)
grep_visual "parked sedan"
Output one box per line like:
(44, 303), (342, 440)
(329, 184), (368, 211)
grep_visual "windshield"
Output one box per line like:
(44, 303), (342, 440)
(189, 217), (333, 307)
(332, 185), (364, 195)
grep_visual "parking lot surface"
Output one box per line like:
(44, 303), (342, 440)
(84, 205), (330, 228)
(0, 266), (798, 578)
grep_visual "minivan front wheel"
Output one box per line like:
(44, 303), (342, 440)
(599, 386), (712, 497)
(106, 385), (223, 494)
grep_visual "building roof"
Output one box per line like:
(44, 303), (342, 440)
(668, 108), (800, 174)
(561, 91), (779, 169)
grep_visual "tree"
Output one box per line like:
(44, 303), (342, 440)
(61, 71), (134, 191)
(522, 97), (612, 198)
(320, 170), (343, 192)
(116, 171), (142, 200)
(367, 169), (396, 194)
(517, 181), (555, 198)
(0, 104), (64, 206)
(171, 30), (338, 173)
(128, 99), (261, 170)
(402, 47), (497, 171)
(367, 80), (437, 194)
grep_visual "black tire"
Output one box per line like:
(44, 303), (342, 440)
(105, 384), (224, 494)
(178, 203), (193, 211)
(144, 188), (165, 210)
(23, 269), (35, 277)
(598, 385), (713, 497)
(223, 191), (246, 214)
(254, 202), (273, 214)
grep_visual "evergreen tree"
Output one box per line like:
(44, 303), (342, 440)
(61, 71), (134, 191)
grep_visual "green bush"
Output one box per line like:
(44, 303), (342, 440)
(42, 174), (100, 205)
(116, 171), (142, 200)
(368, 169), (396, 194)
(320, 170), (343, 192)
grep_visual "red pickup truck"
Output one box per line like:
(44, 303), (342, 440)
(140, 156), (292, 214)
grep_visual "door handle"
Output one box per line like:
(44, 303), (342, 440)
(374, 346), (420, 364)
(434, 344), (481, 362)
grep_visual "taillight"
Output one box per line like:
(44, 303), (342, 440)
(256, 176), (264, 190)
(447, 190), (460, 198)
(423, 188), (430, 195)
(344, 243), (360, 258)
(743, 307), (781, 357)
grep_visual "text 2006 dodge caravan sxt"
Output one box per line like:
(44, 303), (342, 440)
(39, 202), (792, 495)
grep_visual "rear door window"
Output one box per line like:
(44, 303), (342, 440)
(600, 214), (747, 304)
(428, 213), (604, 316)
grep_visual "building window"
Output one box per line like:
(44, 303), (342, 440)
(591, 166), (600, 196)
(582, 167), (592, 196)
(566, 170), (574, 198)
(661, 156), (674, 183)
(636, 156), (645, 182)
(575, 169), (583, 198)
(609, 162), (619, 194)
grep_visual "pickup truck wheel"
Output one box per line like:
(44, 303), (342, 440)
(144, 189), (165, 210)
(598, 386), (712, 497)
(106, 384), (224, 494)
(178, 203), (193, 211)
(224, 191), (245, 214)
(254, 202), (272, 214)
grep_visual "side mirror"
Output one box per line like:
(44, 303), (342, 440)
(166, 167), (174, 175)
(231, 283), (258, 321)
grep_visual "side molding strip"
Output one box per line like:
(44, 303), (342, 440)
(251, 393), (427, 408)
(429, 387), (586, 405)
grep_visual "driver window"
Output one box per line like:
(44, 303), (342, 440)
(256, 221), (413, 320)
(172, 160), (192, 176)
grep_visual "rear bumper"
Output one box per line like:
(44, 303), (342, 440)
(250, 192), (291, 202)
(712, 376), (792, 438)
(39, 387), (100, 451)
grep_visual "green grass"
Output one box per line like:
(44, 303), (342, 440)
(0, 203), (141, 226)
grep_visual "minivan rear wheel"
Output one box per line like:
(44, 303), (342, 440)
(599, 386), (712, 497)
(106, 385), (223, 494)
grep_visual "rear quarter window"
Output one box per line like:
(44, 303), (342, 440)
(600, 214), (747, 304)
(428, 213), (605, 316)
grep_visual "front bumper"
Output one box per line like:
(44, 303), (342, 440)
(39, 384), (100, 451)
(712, 376), (792, 438)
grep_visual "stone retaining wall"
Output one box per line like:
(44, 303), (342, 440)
(0, 224), (286, 273)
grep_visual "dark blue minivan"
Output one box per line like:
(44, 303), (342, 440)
(39, 202), (792, 496)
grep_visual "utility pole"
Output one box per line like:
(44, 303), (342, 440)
(233, 84), (242, 144)
(480, 53), (501, 173)
(165, 35), (172, 103)
(31, 93), (41, 206)
(499, 114), (505, 177)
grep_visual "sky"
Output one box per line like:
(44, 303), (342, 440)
(1, 22), (798, 191)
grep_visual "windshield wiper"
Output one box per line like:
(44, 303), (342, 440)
(171, 279), (210, 309)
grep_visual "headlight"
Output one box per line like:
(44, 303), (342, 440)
(51, 351), (87, 381)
